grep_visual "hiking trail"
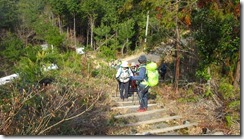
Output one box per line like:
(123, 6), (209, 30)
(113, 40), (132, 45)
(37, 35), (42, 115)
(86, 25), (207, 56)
(107, 53), (198, 135)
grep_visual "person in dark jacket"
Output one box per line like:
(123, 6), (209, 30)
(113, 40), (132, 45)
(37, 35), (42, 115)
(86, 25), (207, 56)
(159, 63), (167, 80)
(130, 55), (149, 112)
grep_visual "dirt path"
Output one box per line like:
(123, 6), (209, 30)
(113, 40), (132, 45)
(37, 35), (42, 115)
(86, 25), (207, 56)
(121, 52), (161, 64)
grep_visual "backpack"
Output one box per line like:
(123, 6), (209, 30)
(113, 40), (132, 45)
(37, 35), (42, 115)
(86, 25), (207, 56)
(141, 62), (159, 87)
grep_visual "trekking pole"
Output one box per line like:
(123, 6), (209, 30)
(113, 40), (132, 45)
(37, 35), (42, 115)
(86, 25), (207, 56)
(116, 83), (118, 97)
(132, 91), (135, 105)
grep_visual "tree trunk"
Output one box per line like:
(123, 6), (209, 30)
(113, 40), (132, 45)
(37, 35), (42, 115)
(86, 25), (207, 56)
(233, 49), (240, 89)
(174, 0), (180, 94)
(74, 14), (76, 47)
(66, 28), (69, 50)
(121, 38), (128, 56)
(58, 15), (62, 34)
(86, 26), (89, 47)
(144, 11), (149, 43)
(89, 16), (94, 50)
(207, 67), (211, 91)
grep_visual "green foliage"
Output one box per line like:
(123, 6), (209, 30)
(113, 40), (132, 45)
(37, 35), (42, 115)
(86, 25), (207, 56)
(195, 68), (211, 81)
(225, 115), (232, 127)
(80, 0), (104, 17)
(34, 20), (65, 47)
(177, 88), (199, 103)
(204, 89), (213, 97)
(0, 33), (24, 63)
(14, 46), (42, 83)
(49, 0), (67, 14)
(0, 0), (19, 29)
(192, 5), (240, 80)
(17, 0), (45, 27)
(91, 69), (99, 77)
(65, 0), (79, 14)
(96, 62), (116, 79)
(118, 19), (135, 41)
(228, 100), (240, 111)
(218, 79), (235, 100)
(98, 46), (116, 60)
(58, 51), (82, 74)
(94, 23), (111, 41)
(14, 45), (62, 84)
(101, 0), (119, 24)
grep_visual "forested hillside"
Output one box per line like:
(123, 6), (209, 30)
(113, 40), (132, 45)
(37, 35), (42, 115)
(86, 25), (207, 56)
(0, 0), (240, 135)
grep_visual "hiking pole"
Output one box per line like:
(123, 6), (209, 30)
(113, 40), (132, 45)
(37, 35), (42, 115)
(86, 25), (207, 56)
(132, 91), (135, 105)
(116, 82), (118, 97)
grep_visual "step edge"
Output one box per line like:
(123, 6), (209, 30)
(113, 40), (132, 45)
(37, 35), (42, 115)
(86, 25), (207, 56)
(123, 115), (182, 127)
(134, 122), (198, 135)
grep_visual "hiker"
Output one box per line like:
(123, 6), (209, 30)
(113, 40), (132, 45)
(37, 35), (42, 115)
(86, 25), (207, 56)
(158, 63), (167, 80)
(130, 62), (139, 75)
(129, 62), (138, 94)
(116, 61), (133, 101)
(130, 55), (149, 112)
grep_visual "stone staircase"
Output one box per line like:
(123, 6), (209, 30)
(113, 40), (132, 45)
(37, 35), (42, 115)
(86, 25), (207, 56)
(109, 93), (198, 135)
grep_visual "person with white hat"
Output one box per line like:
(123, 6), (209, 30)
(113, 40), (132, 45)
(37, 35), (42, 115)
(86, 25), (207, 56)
(116, 61), (133, 100)
(130, 62), (139, 75)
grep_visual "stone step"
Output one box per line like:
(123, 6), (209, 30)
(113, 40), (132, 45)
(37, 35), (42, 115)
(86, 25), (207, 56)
(123, 115), (182, 127)
(111, 95), (138, 100)
(114, 98), (138, 103)
(111, 103), (157, 110)
(116, 99), (157, 106)
(111, 91), (137, 95)
(114, 108), (166, 119)
(111, 104), (158, 113)
(134, 122), (198, 135)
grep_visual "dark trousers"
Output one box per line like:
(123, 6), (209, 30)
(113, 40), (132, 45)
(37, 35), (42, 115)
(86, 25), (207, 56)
(119, 82), (129, 99)
(160, 72), (166, 80)
(138, 85), (149, 109)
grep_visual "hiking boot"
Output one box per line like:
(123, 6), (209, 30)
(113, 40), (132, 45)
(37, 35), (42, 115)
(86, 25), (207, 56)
(137, 108), (143, 112)
(137, 108), (146, 112)
(140, 108), (148, 112)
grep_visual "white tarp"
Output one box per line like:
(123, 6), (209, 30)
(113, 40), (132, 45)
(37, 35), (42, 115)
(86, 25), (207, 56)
(43, 63), (58, 71)
(0, 73), (19, 85)
(76, 47), (85, 54)
(40, 44), (49, 50)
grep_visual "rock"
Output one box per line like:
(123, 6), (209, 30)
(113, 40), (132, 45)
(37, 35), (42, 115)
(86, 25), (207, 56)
(202, 127), (211, 134)
(212, 132), (224, 135)
(183, 120), (191, 125)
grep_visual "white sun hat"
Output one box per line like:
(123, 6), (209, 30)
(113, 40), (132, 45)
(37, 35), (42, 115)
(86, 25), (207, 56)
(131, 62), (136, 67)
(121, 61), (129, 68)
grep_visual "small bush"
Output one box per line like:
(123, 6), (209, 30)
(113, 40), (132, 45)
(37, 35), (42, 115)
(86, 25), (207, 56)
(218, 79), (235, 100)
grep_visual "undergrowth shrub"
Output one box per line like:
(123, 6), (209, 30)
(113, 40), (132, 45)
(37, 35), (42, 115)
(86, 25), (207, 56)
(217, 78), (240, 128)
(0, 70), (104, 135)
(178, 87), (200, 103)
(97, 45), (116, 60)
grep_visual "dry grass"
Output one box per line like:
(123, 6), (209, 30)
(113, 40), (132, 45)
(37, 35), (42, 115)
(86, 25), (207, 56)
(155, 82), (240, 135)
